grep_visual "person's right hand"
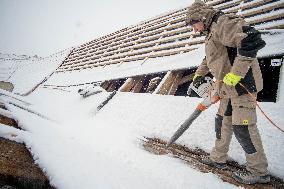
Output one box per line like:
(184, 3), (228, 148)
(192, 74), (203, 87)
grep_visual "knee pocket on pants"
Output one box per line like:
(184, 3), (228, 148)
(232, 97), (257, 125)
(233, 125), (256, 154)
(232, 106), (257, 125)
(215, 115), (223, 139)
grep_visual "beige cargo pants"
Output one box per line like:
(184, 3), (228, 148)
(210, 94), (268, 176)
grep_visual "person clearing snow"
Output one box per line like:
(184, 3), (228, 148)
(185, 0), (269, 185)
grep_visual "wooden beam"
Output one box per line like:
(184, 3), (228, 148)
(241, 2), (284, 18)
(262, 24), (284, 30)
(241, 0), (275, 11)
(106, 81), (117, 92)
(131, 77), (145, 93)
(248, 12), (284, 25)
(100, 81), (111, 90)
(168, 71), (184, 95)
(154, 71), (176, 95)
(207, 0), (227, 7)
(225, 0), (275, 15)
(215, 0), (242, 11)
(119, 78), (136, 92)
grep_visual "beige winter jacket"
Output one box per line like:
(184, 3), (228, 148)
(187, 0), (264, 98)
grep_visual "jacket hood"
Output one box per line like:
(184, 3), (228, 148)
(186, 0), (217, 31)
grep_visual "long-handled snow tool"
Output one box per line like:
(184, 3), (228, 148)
(166, 77), (220, 147)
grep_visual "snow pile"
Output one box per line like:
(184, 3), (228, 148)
(1, 86), (283, 189)
(2, 89), (241, 189)
(0, 123), (27, 143)
(0, 49), (72, 95)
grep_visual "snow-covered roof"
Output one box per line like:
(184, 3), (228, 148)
(0, 49), (72, 95)
(54, 0), (284, 76)
(1, 0), (284, 90)
(259, 29), (284, 58)
(44, 28), (284, 87)
(45, 45), (205, 86)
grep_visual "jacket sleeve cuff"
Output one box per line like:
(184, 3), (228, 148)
(231, 55), (254, 78)
(195, 70), (208, 77)
(195, 58), (209, 76)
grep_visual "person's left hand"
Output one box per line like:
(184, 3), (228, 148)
(223, 72), (241, 86)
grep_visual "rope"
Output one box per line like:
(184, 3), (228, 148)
(238, 83), (284, 133)
(210, 80), (284, 133)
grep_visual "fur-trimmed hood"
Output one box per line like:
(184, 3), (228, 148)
(185, 0), (217, 31)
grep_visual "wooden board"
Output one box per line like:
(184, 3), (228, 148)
(241, 2), (284, 18)
(168, 71), (184, 95)
(248, 12), (284, 25)
(118, 78), (136, 92)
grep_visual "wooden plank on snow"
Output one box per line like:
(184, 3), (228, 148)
(207, 0), (227, 7)
(215, 0), (242, 11)
(241, 2), (284, 18)
(261, 23), (284, 30)
(224, 0), (275, 14)
(248, 12), (284, 25)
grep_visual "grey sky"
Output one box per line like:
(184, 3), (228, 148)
(0, 0), (191, 57)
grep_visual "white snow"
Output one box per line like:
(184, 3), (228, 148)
(0, 123), (27, 144)
(0, 2), (284, 188)
(0, 48), (72, 95)
(1, 50), (284, 188)
(2, 84), (284, 189)
(258, 30), (284, 57)
(2, 88), (244, 189)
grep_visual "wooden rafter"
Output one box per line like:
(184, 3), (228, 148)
(100, 81), (111, 90)
(119, 78), (136, 92)
(168, 71), (184, 95)
(248, 12), (284, 25)
(107, 82), (117, 92)
(241, 2), (284, 18)
(154, 70), (184, 95)
(131, 77), (145, 93)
